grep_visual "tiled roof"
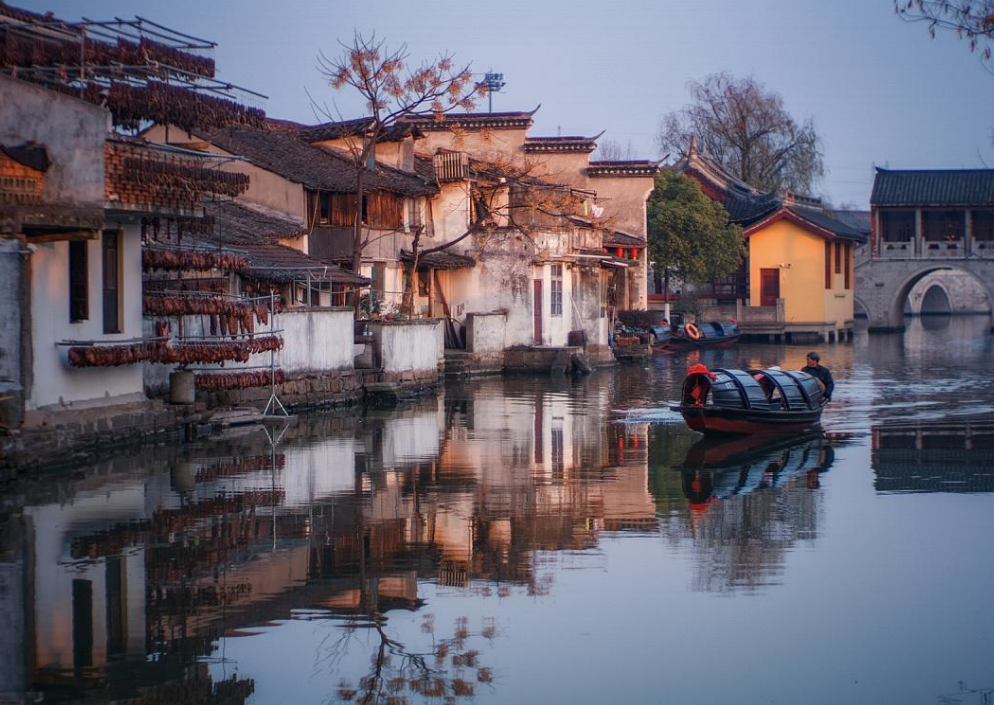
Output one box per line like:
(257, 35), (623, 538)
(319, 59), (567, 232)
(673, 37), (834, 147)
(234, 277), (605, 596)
(587, 160), (661, 177)
(402, 107), (539, 132)
(400, 249), (475, 270)
(745, 205), (867, 243)
(871, 168), (994, 206)
(1, 142), (49, 171)
(524, 132), (603, 154)
(787, 205), (866, 242)
(831, 209), (871, 236)
(238, 243), (370, 284)
(204, 127), (437, 197)
(206, 200), (305, 245)
(723, 192), (781, 225)
(201, 200), (367, 284)
(295, 117), (423, 144)
(603, 230), (646, 247)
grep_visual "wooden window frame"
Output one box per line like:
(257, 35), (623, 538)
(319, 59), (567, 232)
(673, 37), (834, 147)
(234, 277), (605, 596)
(844, 242), (851, 290)
(834, 241), (842, 275)
(824, 241), (831, 289)
(102, 230), (122, 334)
(550, 264), (563, 316)
(69, 240), (89, 322)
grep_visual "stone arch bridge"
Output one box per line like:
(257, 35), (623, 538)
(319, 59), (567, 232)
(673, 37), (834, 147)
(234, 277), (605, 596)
(855, 256), (994, 331)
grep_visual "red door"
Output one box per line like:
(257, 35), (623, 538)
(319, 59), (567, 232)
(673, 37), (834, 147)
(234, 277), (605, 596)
(760, 269), (780, 307)
(533, 279), (543, 345)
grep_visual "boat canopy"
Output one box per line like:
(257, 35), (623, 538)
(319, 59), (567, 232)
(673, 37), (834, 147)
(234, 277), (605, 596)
(680, 366), (823, 411)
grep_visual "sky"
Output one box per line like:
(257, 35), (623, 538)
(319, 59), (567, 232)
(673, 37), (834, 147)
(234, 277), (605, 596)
(21, 0), (994, 207)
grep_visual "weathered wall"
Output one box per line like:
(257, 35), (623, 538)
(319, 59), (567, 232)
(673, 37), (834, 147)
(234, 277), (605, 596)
(368, 319), (443, 373)
(0, 75), (108, 206)
(586, 174), (654, 238)
(416, 127), (529, 167)
(28, 226), (144, 410)
(466, 311), (507, 353)
(142, 124), (307, 222)
(525, 151), (592, 189)
(0, 239), (23, 386)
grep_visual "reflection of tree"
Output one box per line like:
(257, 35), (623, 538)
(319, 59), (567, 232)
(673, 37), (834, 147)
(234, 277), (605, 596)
(327, 613), (497, 704)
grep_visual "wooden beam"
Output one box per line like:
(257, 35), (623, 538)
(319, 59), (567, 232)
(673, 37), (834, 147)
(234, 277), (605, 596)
(25, 230), (100, 243)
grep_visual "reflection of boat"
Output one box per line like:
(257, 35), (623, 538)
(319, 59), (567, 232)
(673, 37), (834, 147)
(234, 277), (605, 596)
(672, 364), (826, 435)
(668, 320), (741, 348)
(679, 433), (835, 508)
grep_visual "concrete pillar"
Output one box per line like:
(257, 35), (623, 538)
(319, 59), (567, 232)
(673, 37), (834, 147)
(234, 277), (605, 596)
(168, 370), (195, 404)
(915, 209), (923, 259)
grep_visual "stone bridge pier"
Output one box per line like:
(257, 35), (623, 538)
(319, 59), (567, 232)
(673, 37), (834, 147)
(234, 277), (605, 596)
(855, 258), (994, 331)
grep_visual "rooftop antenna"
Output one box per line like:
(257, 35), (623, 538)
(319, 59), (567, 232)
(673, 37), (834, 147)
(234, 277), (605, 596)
(480, 71), (505, 112)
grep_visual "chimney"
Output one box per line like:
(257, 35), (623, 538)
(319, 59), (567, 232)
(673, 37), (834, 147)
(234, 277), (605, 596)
(401, 138), (415, 173)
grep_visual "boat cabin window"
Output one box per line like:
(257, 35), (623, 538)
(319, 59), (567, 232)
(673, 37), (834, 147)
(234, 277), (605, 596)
(752, 372), (784, 408)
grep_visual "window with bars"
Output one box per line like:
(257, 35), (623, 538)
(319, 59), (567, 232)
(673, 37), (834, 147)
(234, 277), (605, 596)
(844, 242), (851, 290)
(835, 241), (842, 275)
(550, 264), (563, 316)
(102, 231), (121, 333)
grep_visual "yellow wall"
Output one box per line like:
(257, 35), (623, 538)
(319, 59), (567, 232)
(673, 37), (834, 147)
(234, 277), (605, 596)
(748, 219), (853, 328)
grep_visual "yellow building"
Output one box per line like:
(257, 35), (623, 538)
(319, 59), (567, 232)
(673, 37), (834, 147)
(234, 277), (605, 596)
(742, 200), (866, 342)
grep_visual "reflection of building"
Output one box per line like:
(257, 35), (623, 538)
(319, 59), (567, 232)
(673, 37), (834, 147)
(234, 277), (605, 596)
(873, 419), (994, 493)
(3, 376), (662, 702)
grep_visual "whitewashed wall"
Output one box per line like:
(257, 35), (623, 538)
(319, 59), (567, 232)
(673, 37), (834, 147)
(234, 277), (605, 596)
(466, 312), (507, 353)
(368, 320), (443, 373)
(144, 306), (355, 393)
(29, 226), (144, 410)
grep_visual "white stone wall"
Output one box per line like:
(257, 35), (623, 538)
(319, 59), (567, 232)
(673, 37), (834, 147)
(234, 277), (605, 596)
(28, 226), (145, 410)
(466, 312), (507, 353)
(368, 320), (444, 373)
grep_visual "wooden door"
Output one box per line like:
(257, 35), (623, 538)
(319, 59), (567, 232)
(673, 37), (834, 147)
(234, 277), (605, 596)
(760, 268), (780, 307)
(533, 279), (543, 345)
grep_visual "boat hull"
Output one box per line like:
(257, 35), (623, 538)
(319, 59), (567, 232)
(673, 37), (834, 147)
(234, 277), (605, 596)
(668, 333), (741, 349)
(673, 404), (824, 435)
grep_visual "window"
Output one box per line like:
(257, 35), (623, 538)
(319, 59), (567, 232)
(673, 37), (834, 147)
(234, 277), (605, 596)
(844, 242), (852, 289)
(408, 197), (423, 229)
(923, 210), (965, 242)
(835, 241), (842, 275)
(69, 240), (88, 322)
(102, 231), (121, 333)
(824, 241), (832, 289)
(973, 210), (994, 241)
(880, 210), (915, 242)
(319, 192), (330, 224)
(550, 264), (563, 316)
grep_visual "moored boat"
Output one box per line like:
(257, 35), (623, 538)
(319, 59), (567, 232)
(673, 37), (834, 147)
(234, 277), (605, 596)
(671, 364), (826, 435)
(669, 320), (741, 348)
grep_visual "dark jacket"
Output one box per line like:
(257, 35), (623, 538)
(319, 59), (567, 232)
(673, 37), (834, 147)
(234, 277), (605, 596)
(806, 364), (834, 401)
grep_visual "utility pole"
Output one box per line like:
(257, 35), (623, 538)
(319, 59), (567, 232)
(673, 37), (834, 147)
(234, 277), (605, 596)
(481, 72), (505, 112)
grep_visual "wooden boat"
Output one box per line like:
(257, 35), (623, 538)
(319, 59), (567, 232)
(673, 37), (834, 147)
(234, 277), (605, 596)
(668, 320), (741, 348)
(648, 323), (672, 350)
(671, 364), (826, 435)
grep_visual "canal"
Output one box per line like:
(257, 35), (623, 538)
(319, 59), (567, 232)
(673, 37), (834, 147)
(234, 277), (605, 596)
(2, 315), (993, 705)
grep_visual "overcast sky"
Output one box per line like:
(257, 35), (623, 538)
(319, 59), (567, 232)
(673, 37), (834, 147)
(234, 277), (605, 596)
(22, 0), (994, 207)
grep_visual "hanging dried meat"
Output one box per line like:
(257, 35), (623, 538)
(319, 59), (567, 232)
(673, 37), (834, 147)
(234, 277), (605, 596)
(142, 248), (249, 273)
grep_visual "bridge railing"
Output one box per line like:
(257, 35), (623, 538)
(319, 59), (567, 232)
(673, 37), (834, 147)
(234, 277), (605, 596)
(875, 237), (994, 260)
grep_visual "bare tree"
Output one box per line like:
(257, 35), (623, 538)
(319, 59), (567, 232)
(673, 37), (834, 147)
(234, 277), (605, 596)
(895, 0), (994, 71)
(595, 139), (637, 161)
(317, 33), (485, 275)
(657, 72), (824, 194)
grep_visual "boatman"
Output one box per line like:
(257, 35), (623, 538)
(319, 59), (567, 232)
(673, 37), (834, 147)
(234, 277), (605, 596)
(805, 352), (834, 402)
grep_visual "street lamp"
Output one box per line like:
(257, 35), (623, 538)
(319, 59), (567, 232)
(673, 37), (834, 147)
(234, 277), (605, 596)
(480, 71), (505, 112)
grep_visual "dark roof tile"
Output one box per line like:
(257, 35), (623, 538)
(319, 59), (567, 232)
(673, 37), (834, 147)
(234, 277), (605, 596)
(204, 127), (437, 197)
(871, 168), (994, 206)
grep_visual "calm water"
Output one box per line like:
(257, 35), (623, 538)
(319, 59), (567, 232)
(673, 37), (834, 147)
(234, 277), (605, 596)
(2, 315), (994, 705)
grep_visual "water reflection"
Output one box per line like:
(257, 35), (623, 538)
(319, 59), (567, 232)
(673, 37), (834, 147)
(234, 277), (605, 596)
(3, 319), (994, 704)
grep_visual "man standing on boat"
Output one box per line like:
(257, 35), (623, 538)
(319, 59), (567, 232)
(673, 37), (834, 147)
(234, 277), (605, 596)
(805, 352), (834, 402)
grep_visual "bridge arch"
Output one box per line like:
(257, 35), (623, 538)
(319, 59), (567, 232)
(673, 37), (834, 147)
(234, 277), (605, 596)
(919, 283), (952, 314)
(886, 265), (994, 329)
(853, 296), (870, 319)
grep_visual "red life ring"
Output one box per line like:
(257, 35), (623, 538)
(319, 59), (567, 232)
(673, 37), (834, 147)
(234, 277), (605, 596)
(685, 323), (702, 340)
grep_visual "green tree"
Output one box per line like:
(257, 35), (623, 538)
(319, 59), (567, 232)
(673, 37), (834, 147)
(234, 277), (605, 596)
(647, 170), (744, 292)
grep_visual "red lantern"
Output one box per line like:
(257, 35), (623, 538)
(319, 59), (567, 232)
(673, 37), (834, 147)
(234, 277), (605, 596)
(616, 247), (624, 258)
